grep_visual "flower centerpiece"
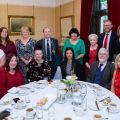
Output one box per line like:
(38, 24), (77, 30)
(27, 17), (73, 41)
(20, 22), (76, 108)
(61, 79), (76, 99)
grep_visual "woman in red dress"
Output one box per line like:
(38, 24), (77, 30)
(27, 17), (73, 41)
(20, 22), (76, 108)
(84, 34), (99, 80)
(0, 49), (7, 98)
(111, 54), (120, 98)
(5, 54), (24, 90)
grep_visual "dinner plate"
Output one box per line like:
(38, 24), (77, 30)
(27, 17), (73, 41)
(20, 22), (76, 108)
(18, 89), (29, 96)
(66, 76), (78, 80)
(37, 94), (57, 110)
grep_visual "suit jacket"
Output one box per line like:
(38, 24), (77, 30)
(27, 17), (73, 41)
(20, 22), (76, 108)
(89, 61), (115, 89)
(35, 38), (60, 66)
(98, 31), (117, 61)
(60, 60), (84, 81)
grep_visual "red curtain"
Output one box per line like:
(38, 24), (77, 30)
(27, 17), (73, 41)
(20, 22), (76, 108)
(80, 0), (93, 44)
(108, 0), (120, 31)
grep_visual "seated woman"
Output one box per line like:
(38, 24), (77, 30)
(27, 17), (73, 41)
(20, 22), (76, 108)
(111, 53), (120, 98)
(27, 48), (51, 82)
(0, 49), (7, 98)
(61, 47), (84, 81)
(5, 54), (24, 90)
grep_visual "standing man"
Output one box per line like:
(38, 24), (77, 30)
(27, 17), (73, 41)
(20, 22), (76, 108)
(89, 48), (115, 90)
(35, 27), (60, 79)
(98, 20), (117, 62)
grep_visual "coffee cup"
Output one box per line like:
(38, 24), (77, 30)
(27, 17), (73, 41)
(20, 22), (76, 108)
(26, 108), (34, 117)
(93, 114), (102, 120)
(16, 100), (24, 109)
(64, 117), (72, 120)
(109, 103), (117, 111)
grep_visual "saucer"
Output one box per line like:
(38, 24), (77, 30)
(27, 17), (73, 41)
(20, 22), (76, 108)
(24, 114), (35, 119)
(14, 104), (26, 109)
(10, 114), (18, 119)
(109, 107), (120, 113)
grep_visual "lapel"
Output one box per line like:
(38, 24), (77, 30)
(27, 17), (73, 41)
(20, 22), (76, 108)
(42, 39), (46, 57)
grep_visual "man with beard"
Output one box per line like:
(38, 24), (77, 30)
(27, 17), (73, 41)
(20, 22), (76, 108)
(89, 48), (115, 90)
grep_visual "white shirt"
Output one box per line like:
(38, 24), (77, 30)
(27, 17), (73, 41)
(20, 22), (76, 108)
(98, 61), (107, 71)
(45, 38), (52, 61)
(102, 30), (112, 50)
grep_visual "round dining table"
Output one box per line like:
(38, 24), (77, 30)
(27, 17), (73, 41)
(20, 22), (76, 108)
(0, 80), (120, 120)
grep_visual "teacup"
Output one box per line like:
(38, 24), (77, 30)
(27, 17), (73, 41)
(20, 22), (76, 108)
(26, 108), (34, 117)
(93, 114), (102, 120)
(16, 100), (24, 109)
(109, 103), (117, 111)
(64, 117), (72, 120)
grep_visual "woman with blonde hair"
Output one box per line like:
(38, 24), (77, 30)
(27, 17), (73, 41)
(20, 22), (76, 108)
(111, 53), (120, 98)
(16, 26), (36, 82)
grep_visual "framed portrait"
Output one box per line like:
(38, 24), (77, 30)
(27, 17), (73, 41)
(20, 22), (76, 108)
(8, 15), (34, 35)
(60, 15), (73, 37)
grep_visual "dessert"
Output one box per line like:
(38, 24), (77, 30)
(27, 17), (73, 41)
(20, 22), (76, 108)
(37, 97), (48, 106)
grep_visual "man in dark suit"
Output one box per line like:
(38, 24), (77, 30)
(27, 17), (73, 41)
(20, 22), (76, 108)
(35, 27), (60, 79)
(98, 20), (117, 62)
(89, 48), (115, 90)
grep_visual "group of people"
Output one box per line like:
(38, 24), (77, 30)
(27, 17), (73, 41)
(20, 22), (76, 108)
(0, 19), (120, 99)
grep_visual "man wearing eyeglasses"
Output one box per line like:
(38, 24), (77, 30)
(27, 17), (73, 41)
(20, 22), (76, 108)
(98, 20), (117, 62)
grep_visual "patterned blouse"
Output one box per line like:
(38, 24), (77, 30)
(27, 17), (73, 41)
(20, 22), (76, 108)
(15, 38), (36, 80)
(27, 59), (51, 82)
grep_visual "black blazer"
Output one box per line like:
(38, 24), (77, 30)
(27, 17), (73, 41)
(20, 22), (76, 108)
(98, 31), (117, 61)
(35, 38), (60, 66)
(113, 37), (120, 55)
(60, 60), (84, 81)
(89, 61), (115, 90)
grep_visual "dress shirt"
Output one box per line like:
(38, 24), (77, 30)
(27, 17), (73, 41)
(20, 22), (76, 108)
(102, 30), (112, 50)
(45, 38), (52, 61)
(98, 61), (107, 71)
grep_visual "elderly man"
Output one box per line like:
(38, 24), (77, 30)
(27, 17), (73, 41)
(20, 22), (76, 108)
(0, 49), (7, 98)
(89, 48), (115, 89)
(98, 20), (117, 62)
(35, 27), (60, 79)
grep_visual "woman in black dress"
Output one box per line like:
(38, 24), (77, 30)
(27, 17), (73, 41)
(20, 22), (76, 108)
(61, 47), (84, 81)
(27, 48), (51, 82)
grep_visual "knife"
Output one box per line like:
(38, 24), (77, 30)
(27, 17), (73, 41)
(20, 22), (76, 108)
(99, 97), (110, 102)
(95, 100), (99, 110)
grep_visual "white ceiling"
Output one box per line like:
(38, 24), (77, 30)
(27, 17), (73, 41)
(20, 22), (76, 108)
(0, 0), (73, 7)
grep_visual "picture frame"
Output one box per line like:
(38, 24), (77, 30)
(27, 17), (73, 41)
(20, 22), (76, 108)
(60, 15), (73, 37)
(8, 15), (34, 35)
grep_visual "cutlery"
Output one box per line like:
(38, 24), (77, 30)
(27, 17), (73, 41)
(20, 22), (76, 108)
(99, 97), (110, 102)
(95, 99), (99, 110)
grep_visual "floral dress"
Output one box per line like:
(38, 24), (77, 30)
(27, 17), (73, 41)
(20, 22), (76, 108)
(27, 59), (51, 82)
(15, 38), (36, 82)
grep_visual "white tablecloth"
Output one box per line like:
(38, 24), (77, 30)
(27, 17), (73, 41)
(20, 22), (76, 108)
(1, 81), (120, 120)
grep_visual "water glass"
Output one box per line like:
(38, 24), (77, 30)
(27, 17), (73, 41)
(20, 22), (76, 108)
(36, 106), (43, 119)
(48, 107), (55, 120)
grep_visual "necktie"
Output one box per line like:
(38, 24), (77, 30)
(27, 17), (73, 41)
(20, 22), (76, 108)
(98, 64), (103, 71)
(103, 33), (109, 48)
(47, 40), (50, 61)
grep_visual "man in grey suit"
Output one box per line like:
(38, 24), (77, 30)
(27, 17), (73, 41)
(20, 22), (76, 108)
(35, 27), (60, 79)
(89, 48), (115, 89)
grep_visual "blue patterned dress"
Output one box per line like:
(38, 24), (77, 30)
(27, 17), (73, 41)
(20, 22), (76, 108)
(15, 38), (36, 82)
